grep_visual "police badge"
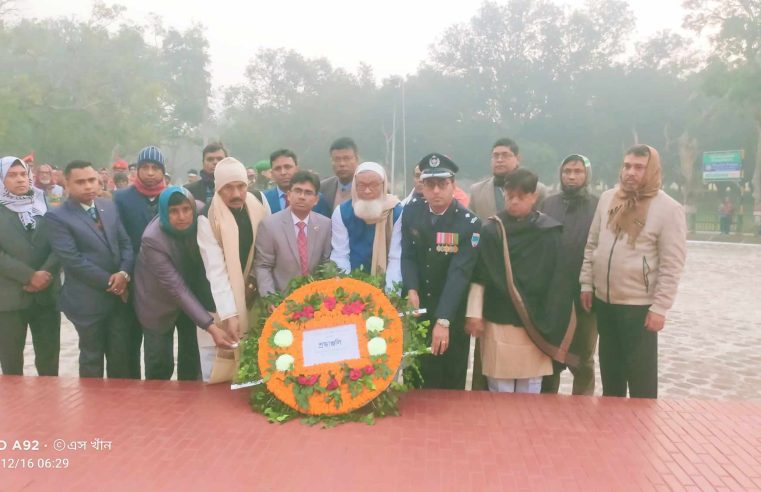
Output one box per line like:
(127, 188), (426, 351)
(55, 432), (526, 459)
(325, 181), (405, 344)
(429, 155), (440, 168)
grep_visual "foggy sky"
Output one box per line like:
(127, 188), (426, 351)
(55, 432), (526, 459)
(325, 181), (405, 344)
(19, 0), (687, 91)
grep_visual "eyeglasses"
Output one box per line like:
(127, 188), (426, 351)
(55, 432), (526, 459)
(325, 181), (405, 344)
(290, 188), (316, 197)
(356, 182), (383, 192)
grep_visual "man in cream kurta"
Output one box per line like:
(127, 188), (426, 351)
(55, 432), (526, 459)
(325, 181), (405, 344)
(197, 157), (269, 381)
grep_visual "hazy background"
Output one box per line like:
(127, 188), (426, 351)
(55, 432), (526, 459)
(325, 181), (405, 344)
(2, 0), (759, 229)
(19, 0), (687, 89)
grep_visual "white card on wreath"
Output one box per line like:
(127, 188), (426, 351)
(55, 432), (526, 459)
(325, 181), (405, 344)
(302, 324), (361, 367)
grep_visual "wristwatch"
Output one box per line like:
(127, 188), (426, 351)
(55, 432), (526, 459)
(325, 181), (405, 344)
(437, 319), (450, 328)
(118, 271), (131, 282)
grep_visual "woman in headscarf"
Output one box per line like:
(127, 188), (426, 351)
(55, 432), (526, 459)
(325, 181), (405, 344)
(134, 186), (238, 380)
(0, 156), (61, 376)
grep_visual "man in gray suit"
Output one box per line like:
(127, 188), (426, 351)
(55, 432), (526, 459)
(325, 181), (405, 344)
(47, 161), (135, 378)
(255, 170), (332, 296)
(470, 137), (546, 219)
(0, 156), (61, 376)
(321, 137), (359, 211)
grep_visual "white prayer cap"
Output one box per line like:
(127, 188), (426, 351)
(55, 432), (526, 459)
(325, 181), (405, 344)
(354, 161), (386, 180)
(214, 157), (248, 191)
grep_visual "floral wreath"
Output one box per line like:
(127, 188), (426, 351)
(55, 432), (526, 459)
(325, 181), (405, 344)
(237, 263), (430, 427)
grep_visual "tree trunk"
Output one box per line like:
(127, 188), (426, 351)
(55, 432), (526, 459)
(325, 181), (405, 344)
(678, 131), (699, 206)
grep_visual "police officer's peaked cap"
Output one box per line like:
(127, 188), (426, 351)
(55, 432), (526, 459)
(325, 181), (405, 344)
(418, 153), (458, 179)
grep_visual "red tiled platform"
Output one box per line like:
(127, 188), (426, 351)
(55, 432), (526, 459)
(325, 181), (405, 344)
(1, 377), (760, 492)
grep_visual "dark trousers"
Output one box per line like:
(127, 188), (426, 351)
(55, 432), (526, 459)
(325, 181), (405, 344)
(415, 316), (469, 390)
(0, 306), (60, 376)
(125, 293), (143, 379)
(594, 300), (657, 398)
(719, 215), (732, 234)
(143, 313), (201, 381)
(541, 307), (598, 396)
(126, 314), (143, 379)
(74, 302), (133, 379)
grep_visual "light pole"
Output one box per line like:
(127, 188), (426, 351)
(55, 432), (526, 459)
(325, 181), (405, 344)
(401, 78), (407, 195)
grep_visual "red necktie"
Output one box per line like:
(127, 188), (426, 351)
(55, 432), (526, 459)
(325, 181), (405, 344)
(297, 221), (309, 275)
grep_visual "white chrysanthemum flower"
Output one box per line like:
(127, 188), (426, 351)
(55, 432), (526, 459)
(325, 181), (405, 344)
(274, 354), (294, 372)
(365, 316), (385, 333)
(273, 329), (294, 348)
(367, 337), (387, 356)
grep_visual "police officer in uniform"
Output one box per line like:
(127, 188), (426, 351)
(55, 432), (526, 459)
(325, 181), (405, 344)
(401, 153), (481, 389)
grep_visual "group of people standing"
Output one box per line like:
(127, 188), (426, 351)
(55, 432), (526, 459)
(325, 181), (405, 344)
(0, 136), (687, 399)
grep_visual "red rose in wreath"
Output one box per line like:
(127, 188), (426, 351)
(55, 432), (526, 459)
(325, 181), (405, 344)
(297, 374), (319, 386)
(349, 368), (363, 381)
(341, 301), (366, 315)
(323, 296), (337, 311)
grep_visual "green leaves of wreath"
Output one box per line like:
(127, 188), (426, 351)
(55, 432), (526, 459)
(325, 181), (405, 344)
(236, 262), (430, 427)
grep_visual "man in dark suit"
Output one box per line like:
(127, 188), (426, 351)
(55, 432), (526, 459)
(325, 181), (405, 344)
(114, 145), (168, 378)
(255, 171), (332, 296)
(47, 161), (135, 378)
(321, 137), (359, 211)
(263, 149), (330, 217)
(0, 156), (61, 376)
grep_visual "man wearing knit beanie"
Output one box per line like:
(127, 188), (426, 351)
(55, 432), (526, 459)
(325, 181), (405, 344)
(115, 145), (167, 253)
(196, 157), (270, 382)
(114, 144), (168, 379)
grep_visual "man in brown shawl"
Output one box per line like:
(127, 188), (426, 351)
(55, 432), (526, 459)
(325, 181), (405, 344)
(465, 169), (578, 393)
(580, 144), (687, 398)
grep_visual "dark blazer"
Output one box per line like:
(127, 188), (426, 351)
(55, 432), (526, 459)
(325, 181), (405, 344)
(134, 217), (215, 333)
(114, 186), (157, 254)
(320, 175), (340, 210)
(185, 179), (212, 207)
(0, 207), (60, 312)
(263, 187), (332, 217)
(47, 198), (134, 326)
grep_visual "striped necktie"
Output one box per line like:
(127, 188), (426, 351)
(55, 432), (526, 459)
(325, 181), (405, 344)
(297, 221), (308, 275)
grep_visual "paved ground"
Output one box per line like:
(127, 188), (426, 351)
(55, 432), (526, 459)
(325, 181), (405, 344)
(2, 378), (761, 491)
(555, 240), (761, 399)
(21, 241), (761, 399)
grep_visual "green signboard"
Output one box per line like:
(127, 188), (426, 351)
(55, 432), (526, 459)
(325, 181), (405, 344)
(703, 150), (743, 182)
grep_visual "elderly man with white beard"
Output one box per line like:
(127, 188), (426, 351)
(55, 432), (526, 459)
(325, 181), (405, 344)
(330, 162), (403, 292)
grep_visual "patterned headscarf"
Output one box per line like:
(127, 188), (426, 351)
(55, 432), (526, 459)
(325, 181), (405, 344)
(0, 156), (47, 230)
(607, 146), (662, 246)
